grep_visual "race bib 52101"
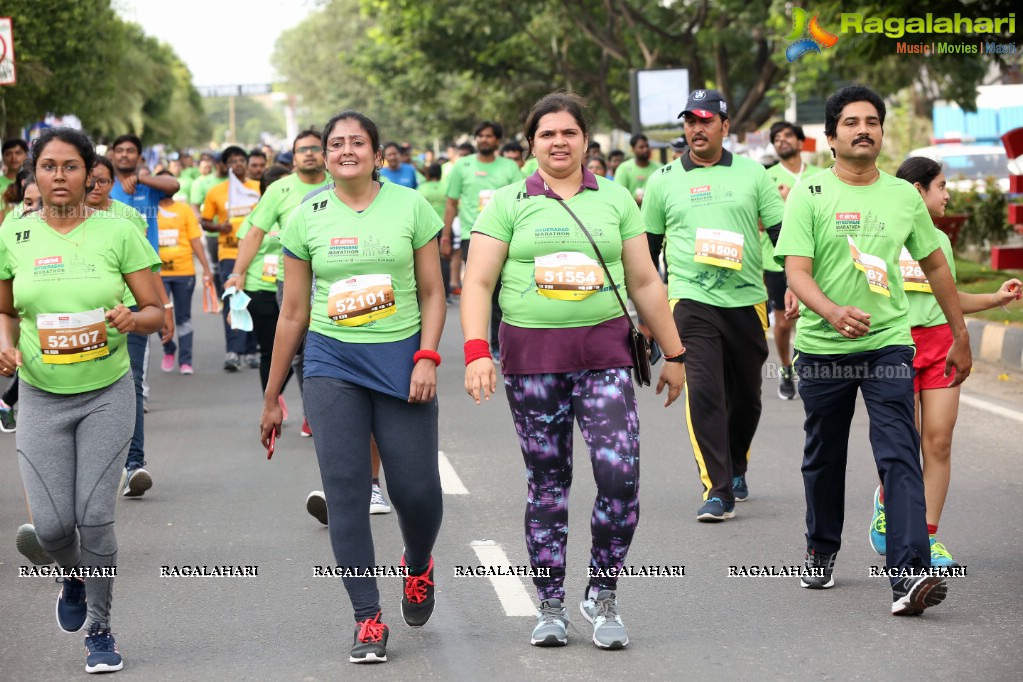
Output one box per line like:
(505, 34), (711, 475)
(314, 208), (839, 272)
(327, 274), (396, 327)
(37, 308), (109, 364)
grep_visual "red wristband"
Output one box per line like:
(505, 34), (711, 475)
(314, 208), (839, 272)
(414, 349), (441, 367)
(464, 338), (490, 365)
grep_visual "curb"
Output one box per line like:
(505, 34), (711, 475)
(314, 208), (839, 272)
(966, 318), (1023, 369)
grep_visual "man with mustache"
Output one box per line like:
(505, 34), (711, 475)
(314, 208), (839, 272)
(440, 122), (521, 360)
(643, 89), (785, 522)
(775, 85), (970, 614)
(765, 121), (823, 400)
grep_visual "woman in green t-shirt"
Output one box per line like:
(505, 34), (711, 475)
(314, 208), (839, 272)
(867, 157), (1021, 568)
(259, 110), (446, 665)
(0, 128), (164, 673)
(461, 92), (687, 651)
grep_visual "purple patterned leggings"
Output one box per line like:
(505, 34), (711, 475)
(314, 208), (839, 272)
(504, 368), (640, 601)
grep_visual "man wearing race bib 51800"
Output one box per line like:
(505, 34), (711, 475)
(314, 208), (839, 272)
(775, 85), (971, 615)
(643, 89), (785, 522)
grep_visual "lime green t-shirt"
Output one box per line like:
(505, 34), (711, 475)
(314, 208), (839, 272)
(1, 202), (28, 227)
(643, 152), (786, 307)
(418, 181), (446, 219)
(278, 182), (441, 343)
(775, 169), (942, 355)
(0, 176), (13, 215)
(904, 227), (956, 328)
(0, 212), (161, 394)
(472, 177), (644, 328)
(761, 162), (823, 273)
(446, 156), (523, 236)
(613, 158), (663, 202)
(242, 173), (331, 288)
(191, 173), (225, 237)
(104, 200), (152, 308)
(521, 157), (539, 179)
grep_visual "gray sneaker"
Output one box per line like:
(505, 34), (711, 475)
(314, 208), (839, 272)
(778, 365), (797, 400)
(16, 523), (53, 565)
(122, 466), (152, 497)
(224, 352), (241, 372)
(244, 353), (260, 369)
(531, 598), (568, 646)
(579, 589), (628, 649)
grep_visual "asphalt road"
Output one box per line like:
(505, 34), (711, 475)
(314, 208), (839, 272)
(1, 303), (1020, 681)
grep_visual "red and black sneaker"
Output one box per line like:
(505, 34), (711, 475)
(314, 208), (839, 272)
(349, 612), (388, 664)
(400, 555), (436, 626)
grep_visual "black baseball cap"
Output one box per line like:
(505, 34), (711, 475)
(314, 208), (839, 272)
(679, 89), (728, 120)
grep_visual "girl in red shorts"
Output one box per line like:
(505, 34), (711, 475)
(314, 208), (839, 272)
(868, 157), (1021, 567)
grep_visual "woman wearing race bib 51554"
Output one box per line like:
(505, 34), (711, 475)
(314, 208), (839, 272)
(0, 128), (164, 674)
(259, 110), (446, 665)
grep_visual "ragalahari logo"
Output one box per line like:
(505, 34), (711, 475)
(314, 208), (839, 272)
(785, 8), (839, 62)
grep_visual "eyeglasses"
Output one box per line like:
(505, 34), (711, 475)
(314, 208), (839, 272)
(93, 178), (113, 187)
(38, 163), (84, 175)
(296, 145), (323, 154)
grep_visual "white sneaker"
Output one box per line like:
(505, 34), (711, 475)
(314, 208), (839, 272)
(122, 467), (152, 497)
(370, 484), (392, 514)
(306, 491), (328, 525)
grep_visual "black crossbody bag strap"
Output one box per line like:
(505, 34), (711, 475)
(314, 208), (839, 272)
(553, 198), (637, 334)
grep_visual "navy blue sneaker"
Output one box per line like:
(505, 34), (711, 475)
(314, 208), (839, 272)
(84, 622), (123, 673)
(892, 575), (947, 616)
(57, 577), (88, 633)
(800, 549), (836, 589)
(732, 475), (749, 502)
(697, 497), (735, 522)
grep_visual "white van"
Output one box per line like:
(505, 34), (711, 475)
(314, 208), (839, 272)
(906, 143), (1022, 192)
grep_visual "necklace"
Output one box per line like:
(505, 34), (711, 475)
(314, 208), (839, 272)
(832, 165), (880, 184)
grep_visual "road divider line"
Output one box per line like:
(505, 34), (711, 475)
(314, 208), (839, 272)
(959, 394), (1023, 423)
(438, 451), (469, 495)
(470, 541), (536, 617)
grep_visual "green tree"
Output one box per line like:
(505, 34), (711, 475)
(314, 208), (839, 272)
(203, 96), (286, 148)
(1, 1), (207, 146)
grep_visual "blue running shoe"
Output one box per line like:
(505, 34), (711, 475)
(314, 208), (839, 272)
(697, 497), (735, 522)
(869, 486), (886, 556)
(732, 475), (749, 502)
(84, 622), (123, 673)
(929, 538), (960, 568)
(57, 577), (88, 633)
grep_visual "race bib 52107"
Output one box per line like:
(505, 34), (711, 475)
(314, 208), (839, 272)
(37, 308), (109, 364)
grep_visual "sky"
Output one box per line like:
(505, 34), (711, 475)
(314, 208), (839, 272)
(114, 0), (317, 88)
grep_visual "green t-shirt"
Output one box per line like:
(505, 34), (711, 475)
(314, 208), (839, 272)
(242, 173), (331, 288)
(105, 200), (152, 308)
(278, 182), (441, 343)
(0, 212), (161, 394)
(191, 173), (225, 237)
(1, 202), (28, 227)
(0, 175), (13, 215)
(521, 157), (539, 179)
(472, 177), (644, 328)
(643, 152), (786, 307)
(613, 158), (663, 202)
(905, 227), (956, 328)
(418, 181), (446, 219)
(446, 156), (523, 236)
(775, 169), (942, 355)
(762, 163), (823, 273)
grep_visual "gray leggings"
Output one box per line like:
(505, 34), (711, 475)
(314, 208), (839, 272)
(304, 376), (442, 621)
(17, 373), (135, 630)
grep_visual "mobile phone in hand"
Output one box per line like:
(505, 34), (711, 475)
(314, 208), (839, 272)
(267, 428), (277, 460)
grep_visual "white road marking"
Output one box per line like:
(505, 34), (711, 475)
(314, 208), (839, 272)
(470, 540), (536, 617)
(438, 451), (469, 495)
(959, 394), (1023, 423)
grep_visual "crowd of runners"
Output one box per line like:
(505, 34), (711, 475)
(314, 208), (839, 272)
(1, 83), (1020, 672)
